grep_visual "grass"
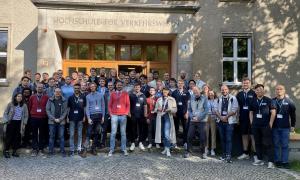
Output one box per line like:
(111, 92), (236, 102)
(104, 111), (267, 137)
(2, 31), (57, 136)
(290, 161), (300, 173)
(295, 128), (300, 134)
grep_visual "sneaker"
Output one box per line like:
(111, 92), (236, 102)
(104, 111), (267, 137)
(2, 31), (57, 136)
(139, 142), (145, 151)
(211, 149), (216, 156)
(183, 152), (190, 158)
(130, 143), (135, 151)
(237, 153), (250, 160)
(147, 144), (152, 149)
(183, 143), (187, 150)
(31, 150), (38, 157)
(267, 162), (275, 169)
(4, 151), (10, 158)
(202, 153), (208, 159)
(61, 151), (67, 157)
(161, 148), (167, 155)
(156, 144), (160, 149)
(226, 158), (233, 163)
(69, 151), (75, 156)
(123, 150), (129, 156)
(108, 151), (113, 157)
(275, 162), (282, 168)
(174, 144), (179, 149)
(38, 150), (45, 156)
(80, 150), (87, 158)
(166, 148), (171, 157)
(91, 149), (97, 156)
(252, 160), (264, 166)
(219, 156), (226, 161)
(204, 147), (209, 156)
(253, 155), (259, 162)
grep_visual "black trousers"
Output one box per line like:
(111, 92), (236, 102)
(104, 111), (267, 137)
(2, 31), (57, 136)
(174, 114), (188, 143)
(100, 114), (111, 146)
(127, 116), (138, 143)
(147, 114), (157, 144)
(187, 121), (207, 154)
(22, 118), (32, 146)
(5, 120), (22, 152)
(31, 118), (48, 151)
(128, 116), (148, 143)
(252, 126), (274, 162)
(138, 117), (148, 143)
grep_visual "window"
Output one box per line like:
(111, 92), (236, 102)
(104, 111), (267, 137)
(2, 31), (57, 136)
(222, 36), (251, 84)
(0, 30), (8, 79)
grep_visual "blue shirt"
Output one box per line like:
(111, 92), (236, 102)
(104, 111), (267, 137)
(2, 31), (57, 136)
(61, 84), (74, 100)
(12, 105), (23, 120)
(85, 92), (105, 119)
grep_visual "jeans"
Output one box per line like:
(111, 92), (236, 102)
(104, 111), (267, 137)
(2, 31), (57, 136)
(49, 124), (65, 153)
(161, 114), (171, 148)
(252, 126), (273, 162)
(110, 115), (127, 152)
(69, 121), (83, 152)
(187, 121), (207, 154)
(272, 128), (290, 163)
(218, 122), (234, 159)
(31, 118), (48, 151)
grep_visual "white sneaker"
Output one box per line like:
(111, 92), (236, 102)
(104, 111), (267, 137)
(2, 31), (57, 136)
(267, 162), (275, 169)
(130, 143), (135, 151)
(237, 153), (250, 160)
(108, 151), (113, 157)
(147, 144), (152, 149)
(156, 144), (160, 149)
(204, 147), (209, 155)
(184, 143), (187, 150)
(253, 155), (259, 162)
(166, 148), (171, 157)
(252, 160), (264, 166)
(211, 149), (216, 156)
(161, 148), (167, 155)
(139, 142), (145, 151)
(123, 150), (129, 156)
(203, 153), (208, 159)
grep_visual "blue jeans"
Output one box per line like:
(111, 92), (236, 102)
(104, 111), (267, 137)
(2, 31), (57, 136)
(110, 115), (127, 152)
(161, 114), (171, 148)
(272, 128), (290, 163)
(49, 124), (65, 153)
(218, 122), (234, 158)
(69, 121), (83, 152)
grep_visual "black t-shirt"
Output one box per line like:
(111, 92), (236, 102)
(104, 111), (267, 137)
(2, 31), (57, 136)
(272, 97), (296, 128)
(68, 94), (86, 121)
(129, 93), (147, 118)
(236, 89), (256, 120)
(249, 96), (275, 127)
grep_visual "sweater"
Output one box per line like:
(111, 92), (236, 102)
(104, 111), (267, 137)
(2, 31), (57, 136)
(108, 90), (130, 116)
(28, 94), (49, 119)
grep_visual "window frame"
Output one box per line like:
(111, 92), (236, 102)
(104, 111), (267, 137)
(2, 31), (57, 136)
(0, 27), (9, 85)
(221, 33), (252, 86)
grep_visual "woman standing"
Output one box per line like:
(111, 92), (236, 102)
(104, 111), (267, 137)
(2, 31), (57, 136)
(155, 87), (177, 157)
(2, 93), (28, 158)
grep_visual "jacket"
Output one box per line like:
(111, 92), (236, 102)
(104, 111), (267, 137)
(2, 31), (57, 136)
(215, 94), (239, 124)
(46, 96), (68, 125)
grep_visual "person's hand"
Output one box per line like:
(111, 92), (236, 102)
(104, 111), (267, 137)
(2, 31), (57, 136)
(157, 107), (162, 112)
(144, 113), (148, 118)
(22, 124), (26, 132)
(88, 118), (93, 125)
(55, 119), (60, 123)
(269, 122), (273, 129)
(101, 117), (105, 124)
(128, 113), (131, 118)
(184, 113), (188, 120)
(221, 116), (228, 122)
(82, 117), (86, 123)
(66, 117), (69, 123)
(291, 127), (295, 133)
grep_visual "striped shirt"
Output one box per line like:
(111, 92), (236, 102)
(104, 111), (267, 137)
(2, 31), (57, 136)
(12, 105), (23, 120)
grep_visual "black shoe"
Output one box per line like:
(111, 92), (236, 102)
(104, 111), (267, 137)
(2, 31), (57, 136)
(61, 151), (66, 157)
(69, 151), (74, 156)
(183, 152), (190, 158)
(80, 150), (87, 158)
(226, 158), (233, 163)
(12, 151), (19, 157)
(275, 162), (282, 168)
(281, 163), (290, 169)
(3, 151), (10, 158)
(91, 149), (97, 156)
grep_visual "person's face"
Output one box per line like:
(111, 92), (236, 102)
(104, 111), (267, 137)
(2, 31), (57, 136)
(140, 77), (146, 84)
(221, 86), (229, 96)
(100, 69), (106, 76)
(78, 72), (83, 80)
(36, 84), (44, 93)
(149, 88), (156, 96)
(65, 77), (71, 85)
(164, 73), (169, 81)
(194, 73), (200, 80)
(23, 90), (31, 98)
(193, 88), (201, 97)
(276, 86), (285, 97)
(134, 85), (141, 93)
(81, 83), (87, 91)
(124, 76), (130, 84)
(57, 70), (63, 78)
(54, 88), (61, 97)
(178, 81), (184, 89)
(147, 74), (153, 81)
(72, 72), (78, 80)
(84, 75), (89, 81)
(90, 84), (97, 92)
(35, 74), (41, 81)
(203, 86), (209, 93)
(255, 87), (264, 97)
(242, 80), (251, 90)
(108, 83), (114, 91)
(116, 82), (123, 91)
(180, 72), (186, 79)
(169, 81), (176, 88)
(163, 89), (169, 97)
(25, 72), (32, 79)
(90, 69), (96, 76)
(74, 85), (80, 94)
(100, 79), (106, 87)
(153, 73), (159, 80)
(49, 79), (55, 87)
(53, 73), (59, 80)
(208, 91), (215, 99)
(130, 71), (136, 79)
(42, 74), (49, 80)
(16, 94), (23, 102)
(119, 73), (125, 80)
(189, 81), (195, 90)
(157, 82), (163, 90)
(22, 78), (29, 87)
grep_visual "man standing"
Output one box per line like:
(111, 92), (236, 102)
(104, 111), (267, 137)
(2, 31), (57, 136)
(184, 86), (208, 158)
(61, 76), (74, 100)
(146, 87), (158, 149)
(128, 83), (148, 151)
(123, 75), (134, 93)
(215, 85), (239, 163)
(13, 76), (31, 98)
(46, 88), (68, 157)
(249, 84), (276, 168)
(88, 68), (100, 87)
(236, 77), (258, 162)
(140, 74), (150, 98)
(29, 83), (49, 156)
(108, 81), (130, 156)
(129, 70), (138, 85)
(84, 82), (105, 155)
(272, 85), (296, 169)
(179, 70), (189, 89)
(68, 84), (86, 156)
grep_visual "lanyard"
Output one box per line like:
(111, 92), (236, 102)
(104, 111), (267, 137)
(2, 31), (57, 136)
(209, 100), (214, 112)
(257, 98), (263, 114)
(243, 92), (248, 106)
(74, 95), (80, 104)
(222, 97), (228, 110)
(162, 97), (168, 112)
(276, 99), (284, 114)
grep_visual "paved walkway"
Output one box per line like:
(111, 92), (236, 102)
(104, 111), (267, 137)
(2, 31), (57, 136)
(0, 149), (297, 180)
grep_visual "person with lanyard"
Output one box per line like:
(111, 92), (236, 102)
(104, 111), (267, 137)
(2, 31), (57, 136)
(215, 85), (239, 163)
(97, 78), (109, 96)
(249, 84), (276, 168)
(88, 68), (100, 87)
(236, 77), (258, 162)
(128, 83), (148, 151)
(155, 87), (177, 157)
(184, 86), (208, 159)
(61, 76), (74, 101)
(108, 81), (130, 157)
(84, 82), (105, 155)
(28, 83), (49, 156)
(146, 87), (159, 149)
(2, 93), (29, 158)
(67, 83), (86, 156)
(140, 74), (150, 98)
(46, 87), (68, 157)
(272, 85), (296, 169)
(171, 79), (190, 149)
(206, 90), (218, 156)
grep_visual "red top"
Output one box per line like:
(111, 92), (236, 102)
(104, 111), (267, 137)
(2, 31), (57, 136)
(108, 91), (130, 116)
(146, 96), (157, 120)
(28, 94), (49, 118)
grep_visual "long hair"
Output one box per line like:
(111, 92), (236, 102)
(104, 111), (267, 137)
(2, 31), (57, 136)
(13, 93), (24, 107)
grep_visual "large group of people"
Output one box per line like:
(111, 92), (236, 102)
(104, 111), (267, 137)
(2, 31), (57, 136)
(2, 67), (296, 169)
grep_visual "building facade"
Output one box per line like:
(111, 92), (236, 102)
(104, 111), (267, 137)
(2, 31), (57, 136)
(0, 0), (299, 126)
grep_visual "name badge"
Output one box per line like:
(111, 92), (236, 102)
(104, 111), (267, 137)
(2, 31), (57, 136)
(139, 97), (144, 101)
(248, 95), (253, 98)
(74, 110), (79, 114)
(79, 99), (83, 103)
(178, 102), (183, 106)
(95, 106), (100, 110)
(37, 109), (42, 113)
(277, 114), (283, 119)
(243, 106), (248, 110)
(117, 104), (121, 109)
(256, 114), (262, 118)
(222, 111), (228, 116)
(136, 103), (141, 107)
